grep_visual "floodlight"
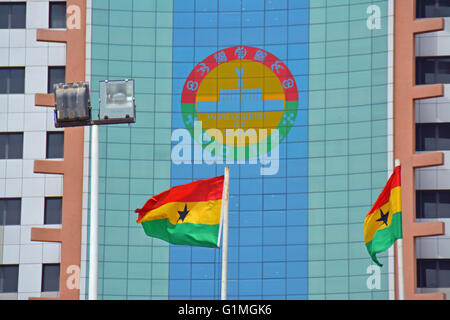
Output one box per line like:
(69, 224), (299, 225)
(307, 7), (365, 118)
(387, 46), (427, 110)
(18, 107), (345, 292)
(54, 82), (91, 127)
(99, 79), (135, 122)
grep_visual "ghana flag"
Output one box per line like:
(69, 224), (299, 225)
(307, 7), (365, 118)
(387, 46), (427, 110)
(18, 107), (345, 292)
(364, 165), (403, 266)
(135, 175), (225, 248)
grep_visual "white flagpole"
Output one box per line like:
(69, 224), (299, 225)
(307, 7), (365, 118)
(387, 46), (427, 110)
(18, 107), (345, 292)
(397, 238), (405, 300)
(221, 167), (230, 300)
(395, 159), (404, 300)
(89, 125), (99, 300)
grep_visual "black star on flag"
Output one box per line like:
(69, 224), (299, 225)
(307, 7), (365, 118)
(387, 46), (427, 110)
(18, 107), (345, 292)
(177, 204), (190, 223)
(376, 208), (389, 226)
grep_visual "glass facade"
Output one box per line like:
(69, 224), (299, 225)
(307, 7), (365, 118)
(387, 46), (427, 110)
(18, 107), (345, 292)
(88, 0), (391, 300)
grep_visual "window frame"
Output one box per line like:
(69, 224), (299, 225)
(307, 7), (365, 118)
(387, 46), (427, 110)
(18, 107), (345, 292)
(417, 259), (450, 288)
(49, 1), (66, 29)
(47, 66), (66, 94)
(0, 2), (26, 29)
(417, 190), (450, 219)
(417, 0), (450, 18)
(0, 198), (21, 226)
(416, 123), (450, 151)
(44, 197), (62, 225)
(0, 67), (25, 94)
(0, 265), (19, 293)
(46, 131), (64, 159)
(41, 263), (60, 292)
(0, 132), (24, 159)
(416, 56), (450, 85)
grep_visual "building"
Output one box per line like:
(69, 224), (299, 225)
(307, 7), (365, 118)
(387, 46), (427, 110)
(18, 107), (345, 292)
(0, 0), (449, 300)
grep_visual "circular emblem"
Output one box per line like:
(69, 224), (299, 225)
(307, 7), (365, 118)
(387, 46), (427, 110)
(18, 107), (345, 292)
(181, 46), (299, 161)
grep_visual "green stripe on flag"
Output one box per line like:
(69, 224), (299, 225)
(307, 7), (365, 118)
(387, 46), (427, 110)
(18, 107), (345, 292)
(141, 219), (220, 248)
(365, 211), (403, 266)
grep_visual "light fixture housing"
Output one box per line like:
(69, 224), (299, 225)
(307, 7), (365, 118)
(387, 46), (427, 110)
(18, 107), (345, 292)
(99, 79), (135, 122)
(54, 82), (91, 127)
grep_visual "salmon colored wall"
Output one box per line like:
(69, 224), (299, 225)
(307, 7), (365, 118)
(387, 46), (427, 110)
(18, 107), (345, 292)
(394, 0), (446, 300)
(30, 0), (86, 300)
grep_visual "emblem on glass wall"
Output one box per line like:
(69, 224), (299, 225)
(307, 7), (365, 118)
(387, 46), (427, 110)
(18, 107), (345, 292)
(180, 46), (299, 165)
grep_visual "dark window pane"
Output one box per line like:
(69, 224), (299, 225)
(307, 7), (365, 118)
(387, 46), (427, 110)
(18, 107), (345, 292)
(0, 69), (7, 93)
(438, 125), (450, 150)
(10, 3), (26, 29)
(436, 59), (450, 83)
(46, 132), (64, 159)
(0, 133), (23, 159)
(0, 3), (26, 29)
(416, 57), (450, 85)
(9, 68), (25, 94)
(416, 123), (437, 151)
(418, 259), (450, 288)
(440, 260), (450, 287)
(0, 68), (25, 94)
(44, 197), (62, 224)
(49, 2), (66, 28)
(418, 259), (438, 288)
(7, 133), (23, 159)
(42, 264), (60, 292)
(0, 198), (21, 226)
(0, 4), (8, 29)
(416, 58), (436, 85)
(417, 190), (450, 219)
(0, 200), (4, 226)
(416, 123), (450, 151)
(5, 198), (21, 225)
(48, 67), (65, 94)
(417, 190), (437, 218)
(0, 265), (19, 293)
(437, 191), (450, 218)
(417, 0), (450, 18)
(0, 134), (7, 159)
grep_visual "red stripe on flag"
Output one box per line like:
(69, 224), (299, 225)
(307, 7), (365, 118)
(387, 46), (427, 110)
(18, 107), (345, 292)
(135, 175), (224, 221)
(366, 165), (401, 217)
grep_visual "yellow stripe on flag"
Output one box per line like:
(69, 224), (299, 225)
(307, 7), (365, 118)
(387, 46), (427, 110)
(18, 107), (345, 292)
(364, 186), (401, 243)
(138, 200), (222, 226)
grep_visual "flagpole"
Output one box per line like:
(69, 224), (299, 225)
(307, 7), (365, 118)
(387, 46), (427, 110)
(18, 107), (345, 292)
(395, 159), (404, 300)
(89, 125), (98, 300)
(397, 238), (405, 300)
(221, 167), (230, 300)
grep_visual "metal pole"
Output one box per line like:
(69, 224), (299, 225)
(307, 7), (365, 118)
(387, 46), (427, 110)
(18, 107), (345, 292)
(89, 125), (98, 300)
(221, 167), (230, 300)
(397, 238), (405, 300)
(395, 159), (404, 300)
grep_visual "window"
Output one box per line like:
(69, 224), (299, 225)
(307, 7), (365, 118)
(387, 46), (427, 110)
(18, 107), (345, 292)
(416, 57), (450, 85)
(416, 123), (450, 151)
(49, 2), (66, 29)
(0, 132), (23, 159)
(46, 132), (64, 159)
(44, 197), (62, 224)
(41, 264), (60, 292)
(417, 259), (450, 288)
(48, 66), (65, 94)
(417, 0), (450, 18)
(0, 265), (19, 293)
(0, 3), (26, 29)
(417, 190), (450, 218)
(0, 67), (25, 94)
(0, 198), (21, 225)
